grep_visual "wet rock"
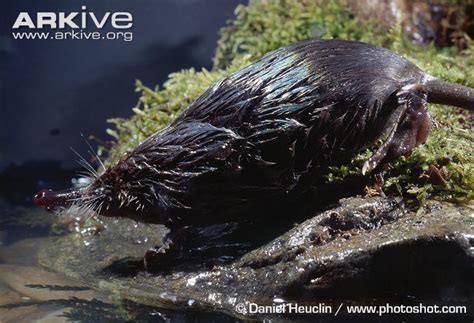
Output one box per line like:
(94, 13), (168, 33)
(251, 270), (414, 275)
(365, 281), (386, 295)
(38, 197), (473, 318)
(0, 237), (47, 266)
(0, 281), (24, 307)
(0, 281), (47, 323)
(0, 264), (108, 323)
(0, 265), (99, 302)
(0, 303), (55, 323)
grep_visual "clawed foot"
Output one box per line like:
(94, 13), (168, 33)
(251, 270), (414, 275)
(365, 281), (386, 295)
(143, 228), (189, 272)
(143, 244), (178, 272)
(363, 85), (430, 176)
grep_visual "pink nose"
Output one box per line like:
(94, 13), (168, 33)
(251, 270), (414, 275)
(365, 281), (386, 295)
(33, 189), (55, 207)
(33, 187), (80, 212)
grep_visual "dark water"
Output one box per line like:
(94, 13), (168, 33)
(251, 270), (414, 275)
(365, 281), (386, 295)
(0, 168), (241, 322)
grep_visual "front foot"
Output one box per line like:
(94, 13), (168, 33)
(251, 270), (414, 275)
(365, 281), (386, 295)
(143, 228), (188, 272)
(143, 246), (177, 273)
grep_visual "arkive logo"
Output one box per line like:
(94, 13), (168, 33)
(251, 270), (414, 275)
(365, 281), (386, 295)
(12, 6), (133, 29)
(11, 6), (134, 42)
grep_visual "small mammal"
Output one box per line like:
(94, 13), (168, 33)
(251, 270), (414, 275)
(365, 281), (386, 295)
(34, 39), (473, 270)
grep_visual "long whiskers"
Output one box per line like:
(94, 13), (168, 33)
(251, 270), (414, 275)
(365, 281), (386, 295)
(70, 147), (106, 188)
(70, 147), (100, 179)
(69, 193), (104, 221)
(81, 132), (107, 173)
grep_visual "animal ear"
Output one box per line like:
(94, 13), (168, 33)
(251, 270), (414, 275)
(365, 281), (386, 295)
(362, 84), (429, 175)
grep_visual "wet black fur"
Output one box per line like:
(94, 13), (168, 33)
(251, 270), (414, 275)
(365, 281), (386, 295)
(97, 39), (428, 227)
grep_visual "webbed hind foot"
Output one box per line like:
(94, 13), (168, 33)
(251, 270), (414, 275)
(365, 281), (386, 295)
(365, 171), (387, 197)
(363, 84), (431, 174)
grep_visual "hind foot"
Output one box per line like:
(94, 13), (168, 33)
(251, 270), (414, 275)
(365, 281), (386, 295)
(365, 172), (386, 197)
(363, 84), (431, 174)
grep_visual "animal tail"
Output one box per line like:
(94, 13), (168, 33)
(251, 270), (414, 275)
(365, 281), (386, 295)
(424, 77), (474, 111)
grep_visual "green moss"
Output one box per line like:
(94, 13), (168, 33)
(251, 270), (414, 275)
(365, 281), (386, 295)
(213, 0), (384, 68)
(101, 0), (473, 204)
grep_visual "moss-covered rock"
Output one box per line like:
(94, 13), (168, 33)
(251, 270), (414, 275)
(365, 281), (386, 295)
(101, 0), (473, 203)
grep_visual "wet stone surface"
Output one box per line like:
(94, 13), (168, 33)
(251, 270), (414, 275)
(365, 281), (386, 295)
(37, 196), (474, 319)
